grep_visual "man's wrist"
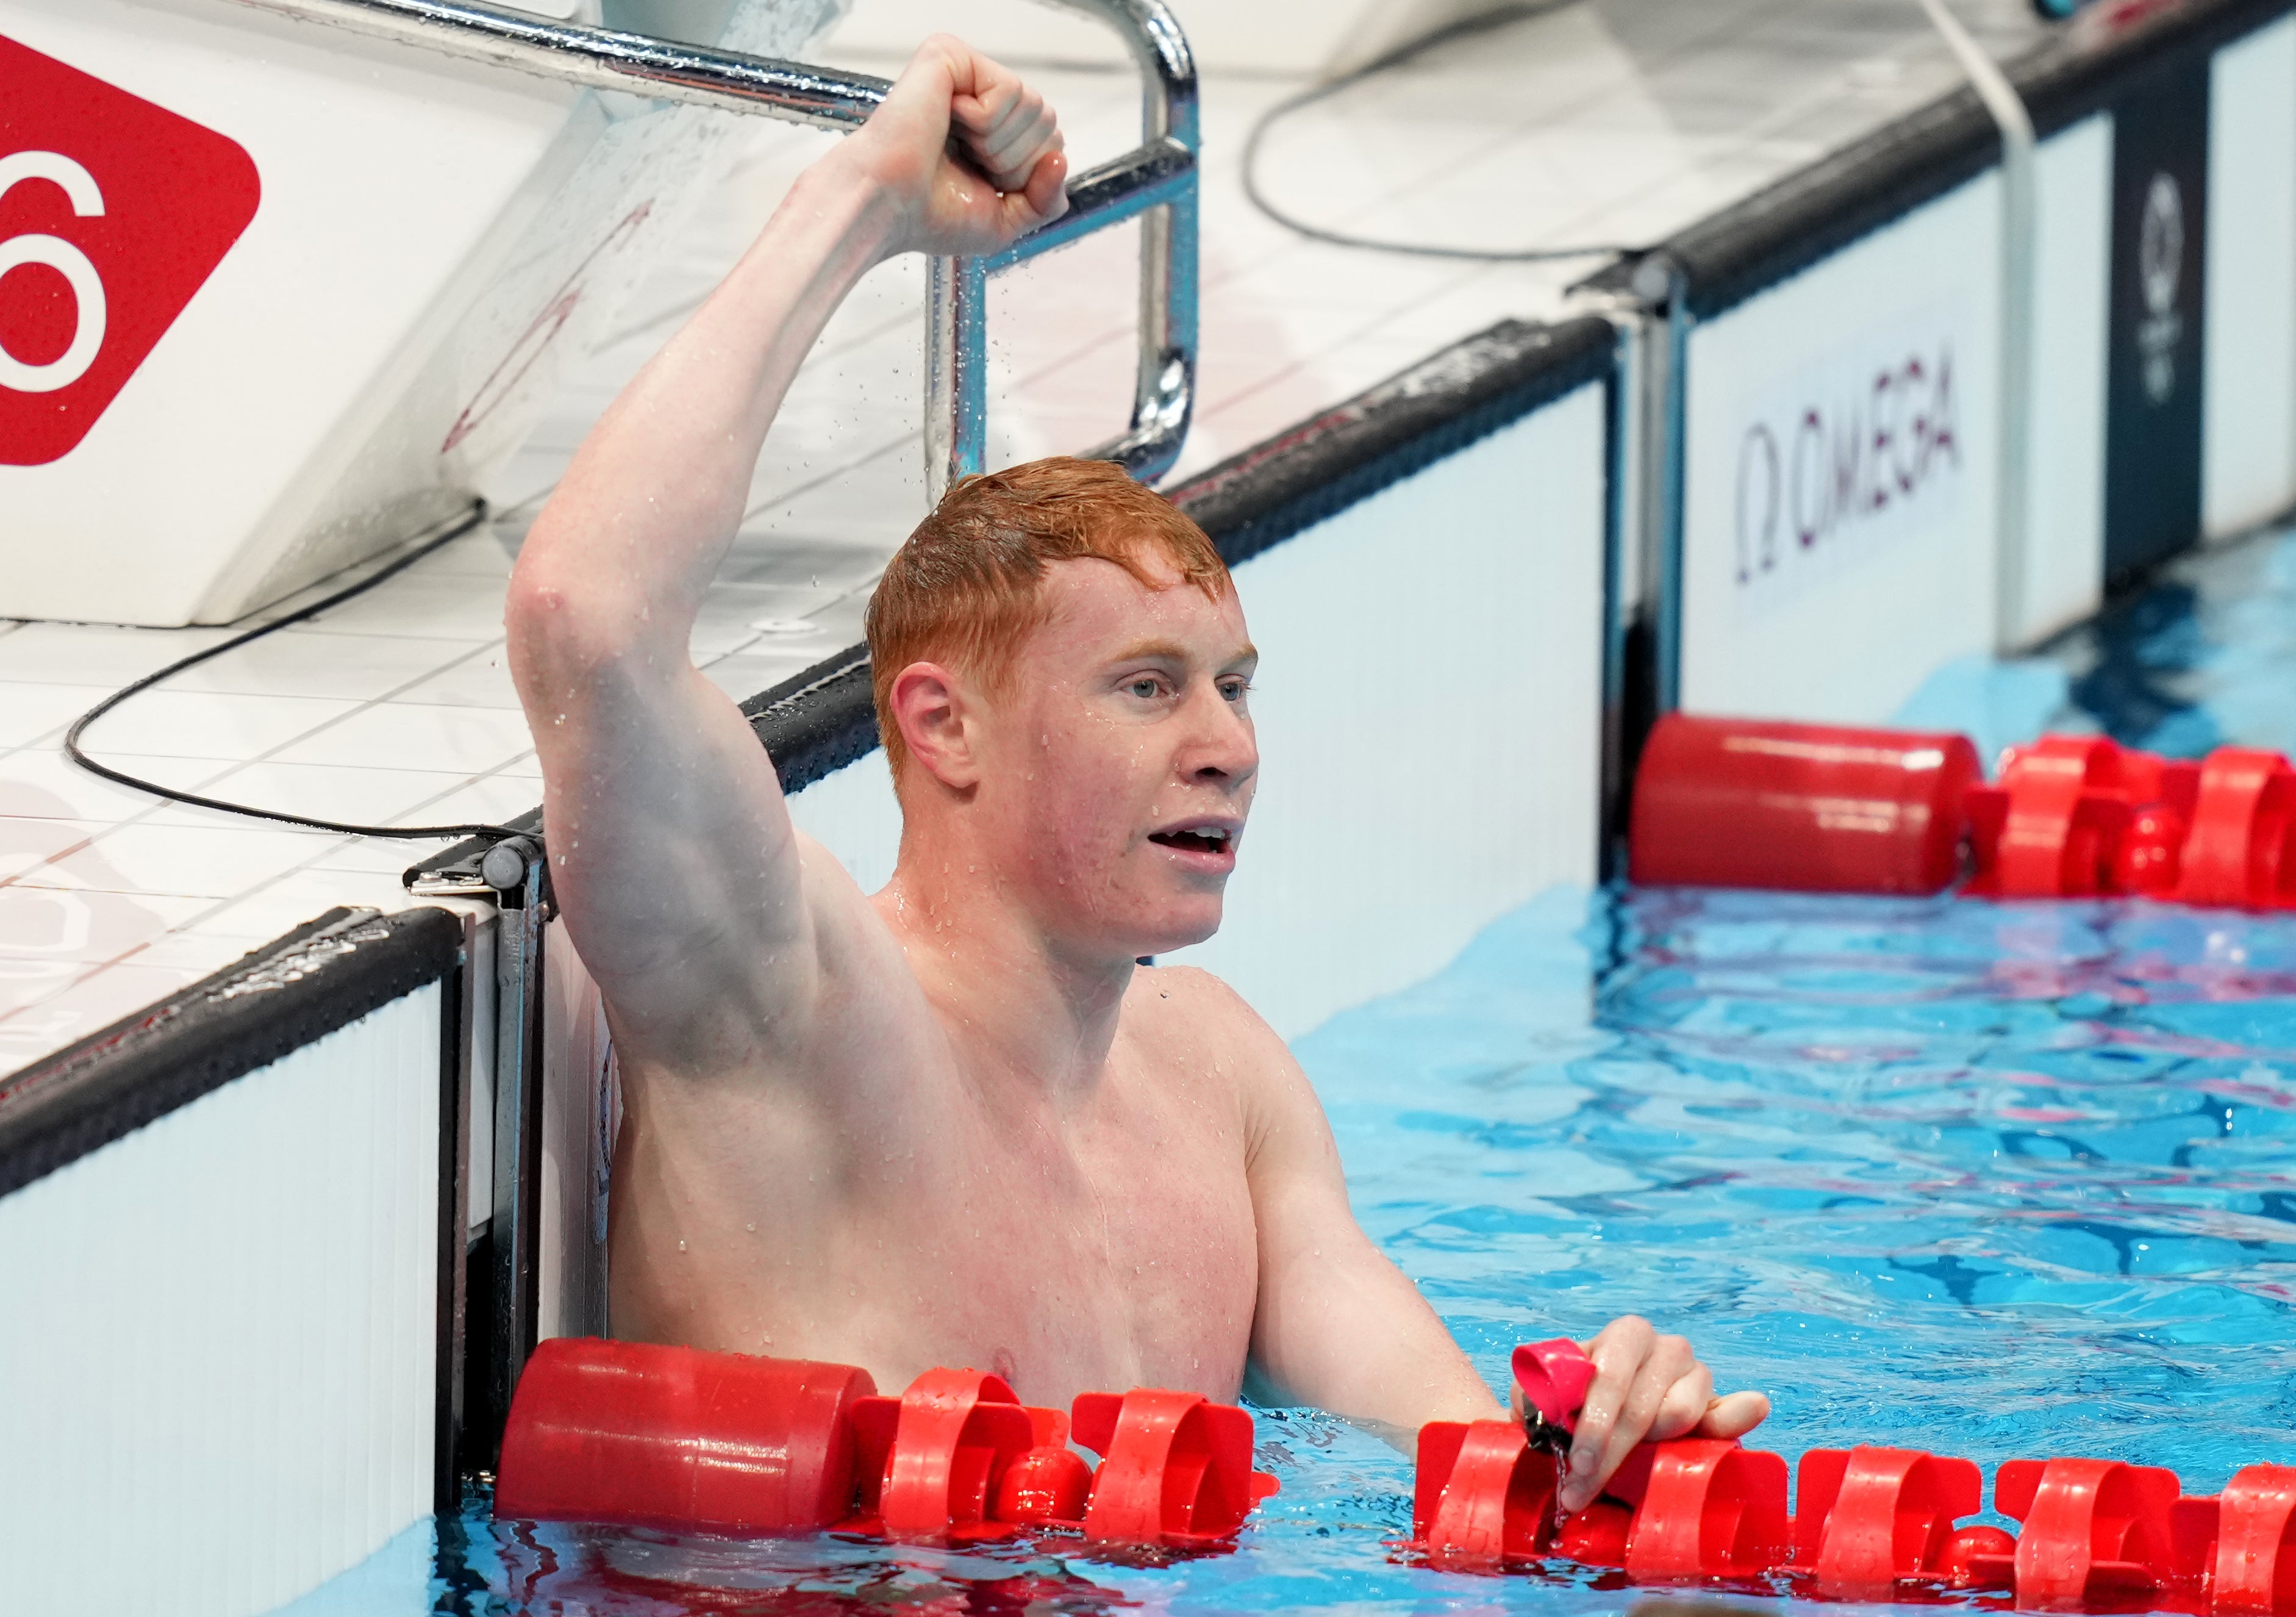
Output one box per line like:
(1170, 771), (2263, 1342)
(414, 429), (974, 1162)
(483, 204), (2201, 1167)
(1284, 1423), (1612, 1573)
(795, 145), (910, 266)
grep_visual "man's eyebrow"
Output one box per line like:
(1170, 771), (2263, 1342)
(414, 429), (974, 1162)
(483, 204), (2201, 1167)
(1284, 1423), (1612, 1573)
(1107, 639), (1260, 666)
(1109, 638), (1191, 663)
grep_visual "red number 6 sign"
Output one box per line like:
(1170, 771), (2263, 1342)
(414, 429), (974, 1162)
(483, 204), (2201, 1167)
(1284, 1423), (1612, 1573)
(1, 34), (259, 466)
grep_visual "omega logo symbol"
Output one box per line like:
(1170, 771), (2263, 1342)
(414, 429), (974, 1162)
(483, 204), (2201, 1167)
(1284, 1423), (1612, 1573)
(2136, 171), (2184, 406)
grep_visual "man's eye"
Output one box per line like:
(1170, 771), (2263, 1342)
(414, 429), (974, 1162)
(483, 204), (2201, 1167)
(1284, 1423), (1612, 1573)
(1128, 678), (1161, 698)
(1221, 680), (1251, 702)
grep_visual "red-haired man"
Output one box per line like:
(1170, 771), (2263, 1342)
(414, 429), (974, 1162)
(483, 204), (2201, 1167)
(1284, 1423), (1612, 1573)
(507, 37), (1765, 1508)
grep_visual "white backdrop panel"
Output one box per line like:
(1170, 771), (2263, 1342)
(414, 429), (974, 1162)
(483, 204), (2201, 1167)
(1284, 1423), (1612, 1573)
(0, 988), (443, 1617)
(2019, 115), (2112, 644)
(787, 747), (903, 896)
(2205, 13), (2296, 538)
(1164, 388), (1608, 1038)
(1681, 173), (2003, 722)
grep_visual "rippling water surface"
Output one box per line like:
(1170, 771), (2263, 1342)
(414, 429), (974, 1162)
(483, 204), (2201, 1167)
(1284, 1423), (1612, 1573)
(438, 878), (2296, 1615)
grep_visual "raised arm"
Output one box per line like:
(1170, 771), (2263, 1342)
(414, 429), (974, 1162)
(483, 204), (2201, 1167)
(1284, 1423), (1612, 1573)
(1242, 1001), (1768, 1505)
(505, 39), (1065, 1064)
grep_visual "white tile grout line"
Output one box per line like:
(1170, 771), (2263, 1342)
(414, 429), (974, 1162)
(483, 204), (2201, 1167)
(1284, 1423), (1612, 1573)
(1222, 7), (1970, 279)
(0, 745), (554, 1033)
(503, 9), (2017, 552)
(0, 633), (511, 883)
(0, 572), (879, 1020)
(0, 517), (882, 902)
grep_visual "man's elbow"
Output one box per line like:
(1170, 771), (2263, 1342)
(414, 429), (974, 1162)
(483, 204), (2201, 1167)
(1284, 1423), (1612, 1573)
(505, 559), (651, 694)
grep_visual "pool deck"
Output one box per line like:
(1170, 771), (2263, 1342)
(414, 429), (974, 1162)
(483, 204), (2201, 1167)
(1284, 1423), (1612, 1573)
(0, 0), (2048, 1072)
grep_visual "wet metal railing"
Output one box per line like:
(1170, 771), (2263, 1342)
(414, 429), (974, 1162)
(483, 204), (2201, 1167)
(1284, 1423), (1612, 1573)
(224, 0), (1201, 495)
(934, 0), (1200, 493)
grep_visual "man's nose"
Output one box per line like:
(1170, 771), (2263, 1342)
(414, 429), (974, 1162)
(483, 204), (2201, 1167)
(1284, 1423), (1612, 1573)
(1180, 683), (1257, 786)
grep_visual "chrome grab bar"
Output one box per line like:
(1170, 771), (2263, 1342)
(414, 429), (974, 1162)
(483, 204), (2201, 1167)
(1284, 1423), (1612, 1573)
(931, 0), (1200, 494)
(221, 0), (1200, 494)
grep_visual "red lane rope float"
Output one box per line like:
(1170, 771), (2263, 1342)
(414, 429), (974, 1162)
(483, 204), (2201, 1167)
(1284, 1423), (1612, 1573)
(1795, 1446), (1984, 1594)
(1411, 1421), (1559, 1569)
(493, 1338), (1278, 1551)
(1070, 1386), (1282, 1546)
(1629, 712), (2296, 911)
(2178, 747), (2296, 908)
(1628, 714), (1981, 895)
(846, 1366), (1062, 1542)
(1399, 1339), (2296, 1614)
(1964, 735), (2175, 898)
(492, 1337), (876, 1534)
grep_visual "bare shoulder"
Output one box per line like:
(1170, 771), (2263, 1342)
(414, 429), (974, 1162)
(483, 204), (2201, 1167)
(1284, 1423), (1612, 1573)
(1121, 964), (1312, 1120)
(1123, 964), (1284, 1050)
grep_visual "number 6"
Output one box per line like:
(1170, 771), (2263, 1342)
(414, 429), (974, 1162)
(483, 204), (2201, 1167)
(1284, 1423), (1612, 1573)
(0, 150), (107, 394)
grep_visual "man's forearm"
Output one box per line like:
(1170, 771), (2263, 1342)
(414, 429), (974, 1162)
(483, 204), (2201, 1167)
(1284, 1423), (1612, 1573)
(513, 152), (901, 653)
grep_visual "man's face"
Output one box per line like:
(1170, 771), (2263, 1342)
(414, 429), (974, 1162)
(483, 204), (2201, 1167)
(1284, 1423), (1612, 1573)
(971, 554), (1257, 960)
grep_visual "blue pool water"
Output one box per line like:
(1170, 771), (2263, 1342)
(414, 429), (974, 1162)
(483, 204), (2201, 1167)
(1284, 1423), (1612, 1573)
(402, 530), (2296, 1615)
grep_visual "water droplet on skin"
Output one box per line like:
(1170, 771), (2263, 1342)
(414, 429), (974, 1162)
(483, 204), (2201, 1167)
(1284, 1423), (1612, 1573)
(679, 1239), (687, 1252)
(746, 1222), (756, 1232)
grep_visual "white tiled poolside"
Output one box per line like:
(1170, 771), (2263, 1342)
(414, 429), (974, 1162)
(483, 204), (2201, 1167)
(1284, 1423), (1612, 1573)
(0, 0), (2047, 1070)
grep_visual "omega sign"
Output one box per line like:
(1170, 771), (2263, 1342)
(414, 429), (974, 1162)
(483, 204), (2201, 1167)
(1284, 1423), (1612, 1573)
(1728, 303), (1970, 612)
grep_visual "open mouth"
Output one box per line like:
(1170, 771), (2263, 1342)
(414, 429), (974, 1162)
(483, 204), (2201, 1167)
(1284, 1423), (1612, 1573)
(1149, 828), (1232, 855)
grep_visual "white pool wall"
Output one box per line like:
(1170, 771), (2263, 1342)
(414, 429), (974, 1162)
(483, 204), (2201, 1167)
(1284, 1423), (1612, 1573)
(0, 989), (448, 1617)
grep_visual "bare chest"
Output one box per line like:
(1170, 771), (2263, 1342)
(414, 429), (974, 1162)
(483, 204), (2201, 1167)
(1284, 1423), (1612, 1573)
(613, 1018), (1262, 1407)
(849, 1052), (1262, 1399)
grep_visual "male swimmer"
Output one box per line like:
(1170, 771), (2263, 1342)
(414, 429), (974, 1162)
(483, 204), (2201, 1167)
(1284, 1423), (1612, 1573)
(507, 37), (1767, 1512)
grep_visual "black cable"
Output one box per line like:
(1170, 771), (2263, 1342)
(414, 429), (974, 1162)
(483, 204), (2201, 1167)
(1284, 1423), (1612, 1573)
(65, 500), (534, 844)
(1241, 0), (1639, 264)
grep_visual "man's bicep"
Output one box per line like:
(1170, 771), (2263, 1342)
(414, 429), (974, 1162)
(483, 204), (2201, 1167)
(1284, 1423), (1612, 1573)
(525, 646), (822, 1057)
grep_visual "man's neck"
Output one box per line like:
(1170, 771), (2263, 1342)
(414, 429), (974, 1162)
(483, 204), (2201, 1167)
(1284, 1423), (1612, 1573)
(874, 847), (1133, 1101)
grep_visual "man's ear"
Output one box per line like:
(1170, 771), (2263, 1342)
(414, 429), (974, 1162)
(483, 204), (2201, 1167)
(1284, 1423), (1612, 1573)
(888, 661), (982, 790)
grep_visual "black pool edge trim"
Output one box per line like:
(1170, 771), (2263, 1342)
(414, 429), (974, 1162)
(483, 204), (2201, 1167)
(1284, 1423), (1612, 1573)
(1184, 317), (1617, 567)
(1583, 0), (2296, 322)
(0, 906), (463, 1199)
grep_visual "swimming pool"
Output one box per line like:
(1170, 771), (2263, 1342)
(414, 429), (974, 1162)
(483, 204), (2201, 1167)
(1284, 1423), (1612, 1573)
(371, 531), (2296, 1615)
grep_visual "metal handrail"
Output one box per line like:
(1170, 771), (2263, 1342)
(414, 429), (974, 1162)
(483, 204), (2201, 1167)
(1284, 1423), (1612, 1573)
(222, 0), (1200, 495)
(930, 0), (1200, 493)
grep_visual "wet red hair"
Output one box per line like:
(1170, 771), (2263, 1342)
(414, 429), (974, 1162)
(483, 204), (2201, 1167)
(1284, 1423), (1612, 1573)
(865, 456), (1229, 775)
